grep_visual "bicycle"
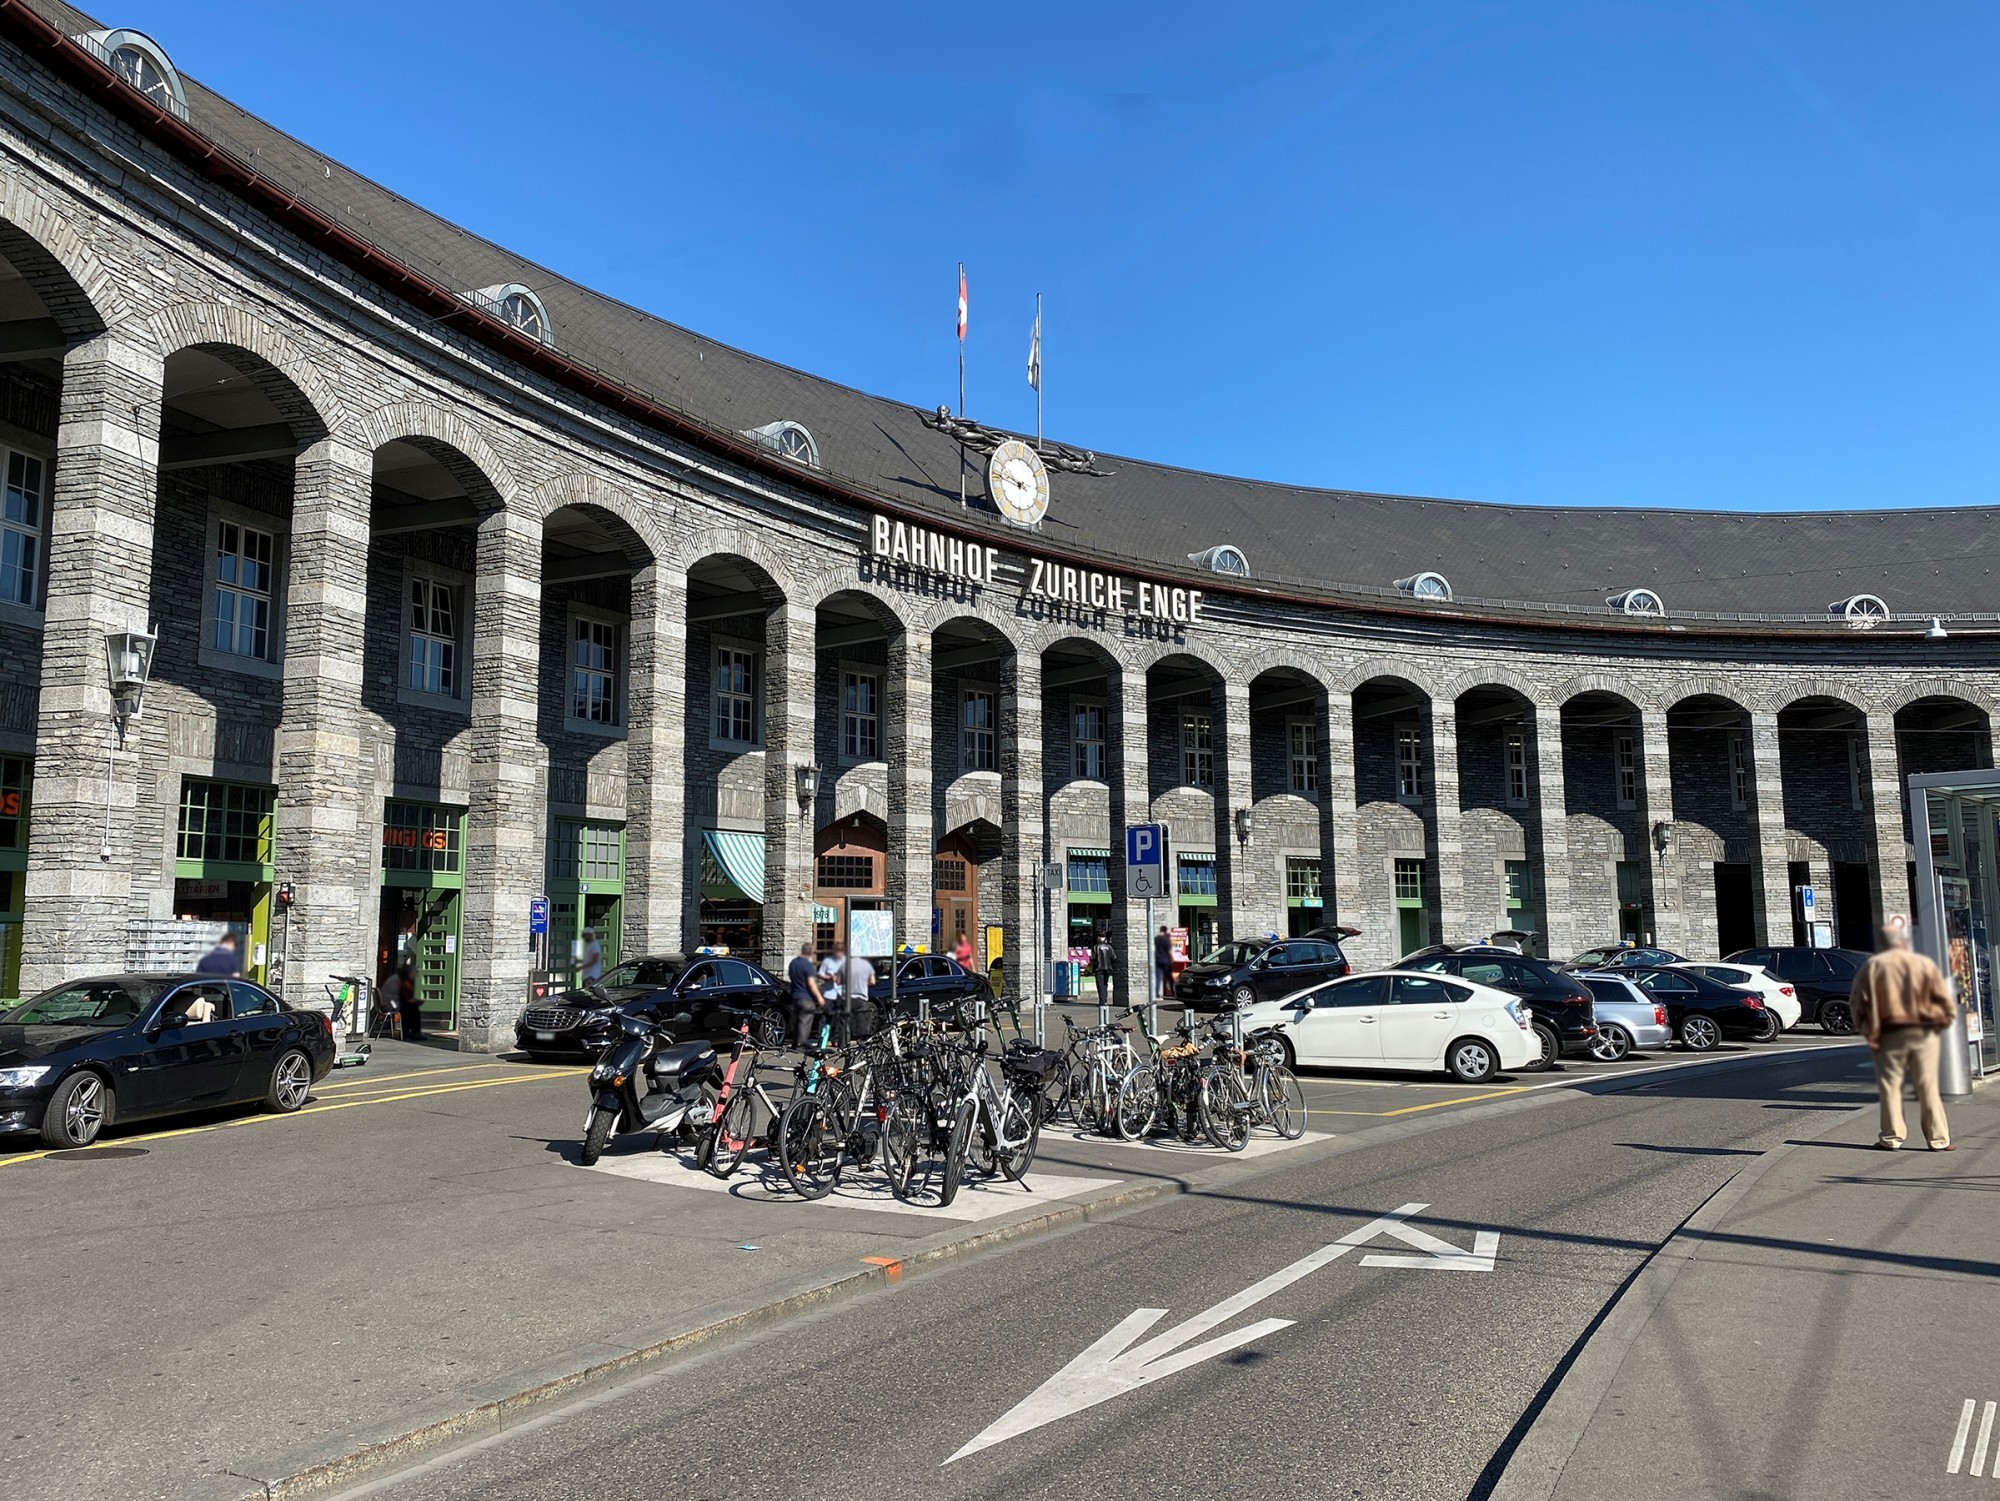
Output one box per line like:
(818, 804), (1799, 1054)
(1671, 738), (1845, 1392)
(696, 1005), (796, 1180)
(1245, 1020), (1308, 1139)
(775, 1023), (888, 1200)
(881, 1024), (1039, 1207)
(1116, 1013), (1250, 1149)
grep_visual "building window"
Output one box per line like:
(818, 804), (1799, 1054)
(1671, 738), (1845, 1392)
(1396, 724), (1423, 801)
(1615, 732), (1638, 809)
(935, 857), (970, 892)
(406, 575), (457, 696)
(1729, 732), (1749, 811)
(1505, 731), (1528, 806)
(714, 645), (759, 744)
(1179, 853), (1218, 897)
(1288, 718), (1318, 795)
(0, 450), (44, 607)
(1505, 860), (1532, 910)
(842, 671), (880, 760)
(1182, 711), (1214, 789)
(553, 819), (622, 882)
(1073, 700), (1105, 780)
(177, 779), (274, 865)
(381, 800), (462, 874)
(0, 755), (30, 850)
(815, 854), (875, 889)
(1066, 850), (1111, 894)
(1285, 857), (1322, 905)
(1394, 858), (1425, 903)
(962, 689), (997, 772)
(1847, 733), (1864, 812)
(571, 617), (623, 726)
(213, 521), (275, 660)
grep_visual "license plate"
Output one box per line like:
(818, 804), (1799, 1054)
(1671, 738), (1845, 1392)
(535, 1031), (555, 1041)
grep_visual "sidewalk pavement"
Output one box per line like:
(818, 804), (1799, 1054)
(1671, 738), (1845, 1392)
(1495, 1070), (2000, 1501)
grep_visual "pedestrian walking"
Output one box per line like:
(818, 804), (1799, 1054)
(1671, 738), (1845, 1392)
(196, 931), (242, 977)
(579, 928), (604, 985)
(1091, 926), (1115, 1009)
(952, 931), (974, 967)
(1154, 925), (1174, 1001)
(788, 940), (825, 1046)
(1852, 922), (1957, 1151)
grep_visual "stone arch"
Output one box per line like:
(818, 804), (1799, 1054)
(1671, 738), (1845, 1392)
(355, 400), (515, 510)
(0, 179), (127, 335)
(1881, 675), (2000, 717)
(146, 301), (342, 438)
(531, 470), (671, 563)
(666, 522), (801, 594)
(1333, 655), (1446, 697)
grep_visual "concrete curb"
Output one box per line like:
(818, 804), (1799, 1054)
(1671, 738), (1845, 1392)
(198, 1045), (1857, 1501)
(1483, 1099), (1865, 1501)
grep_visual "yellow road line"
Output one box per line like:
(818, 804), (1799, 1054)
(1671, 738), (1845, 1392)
(0, 1067), (586, 1169)
(315, 1061), (529, 1091)
(313, 1070), (575, 1102)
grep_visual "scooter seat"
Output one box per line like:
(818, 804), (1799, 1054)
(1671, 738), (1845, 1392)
(645, 1041), (717, 1082)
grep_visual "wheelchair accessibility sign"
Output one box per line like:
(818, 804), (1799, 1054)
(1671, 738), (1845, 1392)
(1126, 823), (1174, 900)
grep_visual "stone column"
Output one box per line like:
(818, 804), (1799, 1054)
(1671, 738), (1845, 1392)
(1427, 700), (1467, 946)
(1324, 688), (1371, 965)
(761, 600), (816, 972)
(1531, 704), (1575, 962)
(1747, 708), (1794, 946)
(1636, 706), (1682, 951)
(884, 626), (933, 941)
(1864, 709), (1910, 927)
(458, 507), (545, 1052)
(622, 563), (685, 953)
(270, 439), (373, 1015)
(999, 646), (1043, 1006)
(22, 334), (164, 990)
(1110, 664), (1152, 1006)
(1213, 680), (1257, 940)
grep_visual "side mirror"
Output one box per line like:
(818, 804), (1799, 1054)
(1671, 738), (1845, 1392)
(1292, 996), (1314, 1011)
(154, 1011), (188, 1033)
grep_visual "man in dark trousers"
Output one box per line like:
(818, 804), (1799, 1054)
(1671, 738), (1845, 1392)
(788, 940), (825, 1046)
(1154, 924), (1175, 1002)
(1091, 926), (1116, 1009)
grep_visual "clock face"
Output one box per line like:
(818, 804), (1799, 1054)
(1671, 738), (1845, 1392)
(987, 439), (1050, 527)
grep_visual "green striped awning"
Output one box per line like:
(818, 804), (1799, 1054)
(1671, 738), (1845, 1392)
(1068, 847), (1112, 860)
(701, 830), (766, 902)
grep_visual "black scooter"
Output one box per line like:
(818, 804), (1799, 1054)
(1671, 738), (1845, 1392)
(578, 1009), (723, 1166)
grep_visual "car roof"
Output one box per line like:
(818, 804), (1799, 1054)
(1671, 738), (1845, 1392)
(54, 973), (242, 986)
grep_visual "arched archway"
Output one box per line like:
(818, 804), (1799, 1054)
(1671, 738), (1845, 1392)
(1352, 674), (1443, 962)
(1248, 666), (1335, 942)
(1453, 683), (1545, 952)
(1777, 695), (1876, 950)
(1560, 688), (1658, 955)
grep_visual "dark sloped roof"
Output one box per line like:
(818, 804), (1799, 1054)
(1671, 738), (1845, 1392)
(21, 1), (2000, 622)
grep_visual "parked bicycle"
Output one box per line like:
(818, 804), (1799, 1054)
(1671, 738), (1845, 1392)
(696, 1005), (796, 1179)
(1245, 1019), (1308, 1139)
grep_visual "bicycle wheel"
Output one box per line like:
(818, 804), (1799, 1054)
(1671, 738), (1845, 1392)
(1200, 1063), (1251, 1152)
(707, 1088), (758, 1179)
(1115, 1066), (1159, 1142)
(995, 1087), (1040, 1182)
(1260, 1064), (1308, 1140)
(776, 1091), (842, 1200)
(938, 1099), (976, 1208)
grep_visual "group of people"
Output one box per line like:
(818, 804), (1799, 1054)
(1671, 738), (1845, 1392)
(787, 939), (879, 1045)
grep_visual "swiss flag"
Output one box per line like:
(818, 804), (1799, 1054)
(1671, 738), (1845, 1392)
(956, 264), (967, 342)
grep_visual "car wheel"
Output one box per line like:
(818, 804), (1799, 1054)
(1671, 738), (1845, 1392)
(1275, 1034), (1298, 1072)
(1447, 1039), (1498, 1084)
(1590, 1025), (1632, 1063)
(1231, 985), (1256, 1009)
(1752, 1008), (1781, 1043)
(40, 1071), (110, 1148)
(1680, 1013), (1722, 1051)
(1819, 1000), (1854, 1036)
(265, 1049), (313, 1113)
(1531, 1022), (1560, 1071)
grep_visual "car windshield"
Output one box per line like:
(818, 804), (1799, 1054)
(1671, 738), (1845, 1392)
(6, 980), (164, 1027)
(1198, 942), (1263, 967)
(600, 960), (685, 989)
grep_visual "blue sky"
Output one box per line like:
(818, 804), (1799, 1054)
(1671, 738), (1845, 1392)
(137, 1), (1998, 512)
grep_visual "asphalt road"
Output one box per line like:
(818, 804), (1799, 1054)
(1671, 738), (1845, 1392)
(348, 1046), (1873, 1501)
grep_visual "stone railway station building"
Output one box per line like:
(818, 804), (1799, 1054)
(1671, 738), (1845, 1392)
(0, 4), (1994, 1047)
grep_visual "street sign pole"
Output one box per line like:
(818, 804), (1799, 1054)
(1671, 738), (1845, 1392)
(1146, 894), (1156, 1040)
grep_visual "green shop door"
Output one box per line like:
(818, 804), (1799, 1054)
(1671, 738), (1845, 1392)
(552, 818), (625, 987)
(381, 800), (466, 1032)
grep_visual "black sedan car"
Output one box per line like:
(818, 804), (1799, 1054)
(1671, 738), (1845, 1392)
(868, 954), (994, 1023)
(1400, 945), (1598, 1068)
(0, 974), (337, 1148)
(1562, 944), (1688, 972)
(1173, 935), (1352, 1013)
(514, 953), (787, 1058)
(1625, 965), (1771, 1049)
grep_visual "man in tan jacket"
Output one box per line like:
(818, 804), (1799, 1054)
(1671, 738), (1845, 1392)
(1851, 924), (1957, 1151)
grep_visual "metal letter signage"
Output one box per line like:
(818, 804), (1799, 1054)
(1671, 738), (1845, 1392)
(1126, 823), (1173, 900)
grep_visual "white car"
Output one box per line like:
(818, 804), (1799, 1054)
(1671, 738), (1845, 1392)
(1234, 969), (1537, 1083)
(1669, 962), (1800, 1033)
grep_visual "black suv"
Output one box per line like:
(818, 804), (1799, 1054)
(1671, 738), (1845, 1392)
(1400, 945), (1598, 1069)
(515, 953), (786, 1058)
(1723, 946), (1868, 1033)
(1173, 934), (1352, 1012)
(869, 955), (994, 1022)
(1562, 944), (1687, 972)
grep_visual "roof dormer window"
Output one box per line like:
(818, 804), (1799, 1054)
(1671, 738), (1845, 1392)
(1830, 593), (1888, 628)
(743, 420), (820, 469)
(1607, 588), (1666, 617)
(1394, 571), (1452, 602)
(76, 29), (187, 120)
(468, 283), (551, 344)
(1188, 545), (1250, 577)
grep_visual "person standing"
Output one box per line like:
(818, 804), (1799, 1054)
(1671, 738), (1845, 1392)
(1852, 923), (1957, 1151)
(394, 960), (422, 1041)
(196, 932), (242, 977)
(1153, 924), (1174, 1002)
(817, 942), (847, 1036)
(843, 948), (877, 1039)
(788, 940), (825, 1047)
(952, 931), (974, 968)
(579, 928), (604, 986)
(1092, 926), (1116, 1009)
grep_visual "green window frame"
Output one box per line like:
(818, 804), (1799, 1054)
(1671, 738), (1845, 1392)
(382, 800), (465, 887)
(1505, 860), (1532, 910)
(1394, 858), (1425, 905)
(1066, 848), (1111, 904)
(1178, 851), (1217, 906)
(1285, 856), (1322, 907)
(175, 778), (274, 876)
(553, 818), (624, 888)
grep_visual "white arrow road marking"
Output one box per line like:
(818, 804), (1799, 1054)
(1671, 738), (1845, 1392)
(946, 1201), (1498, 1463)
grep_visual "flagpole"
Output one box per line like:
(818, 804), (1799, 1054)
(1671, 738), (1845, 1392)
(1035, 292), (1043, 446)
(957, 261), (967, 509)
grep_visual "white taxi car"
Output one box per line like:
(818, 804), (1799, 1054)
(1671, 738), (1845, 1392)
(1234, 969), (1537, 1082)
(1669, 962), (1802, 1034)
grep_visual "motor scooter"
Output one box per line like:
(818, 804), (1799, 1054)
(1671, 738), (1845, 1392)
(579, 1009), (722, 1166)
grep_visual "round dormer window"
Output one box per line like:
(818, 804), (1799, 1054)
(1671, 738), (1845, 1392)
(1395, 571), (1453, 602)
(80, 29), (186, 117)
(110, 43), (171, 105)
(1188, 545), (1251, 577)
(773, 423), (816, 465)
(1607, 588), (1666, 616)
(497, 291), (545, 341)
(1830, 593), (1889, 628)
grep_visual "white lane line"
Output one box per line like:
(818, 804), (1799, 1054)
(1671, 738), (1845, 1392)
(1061, 1129), (1334, 1161)
(1974, 1400), (1996, 1477)
(1949, 1398), (1976, 1473)
(1526, 1041), (1864, 1093)
(581, 1150), (1116, 1222)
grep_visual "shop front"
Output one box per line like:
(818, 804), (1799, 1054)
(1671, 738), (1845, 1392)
(700, 828), (766, 957)
(173, 777), (274, 983)
(0, 755), (27, 1000)
(1177, 851), (1218, 957)
(1285, 855), (1323, 937)
(551, 817), (623, 986)
(1065, 846), (1111, 966)
(379, 799), (464, 1033)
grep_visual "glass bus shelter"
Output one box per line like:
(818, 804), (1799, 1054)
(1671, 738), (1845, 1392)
(1910, 768), (1995, 1098)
